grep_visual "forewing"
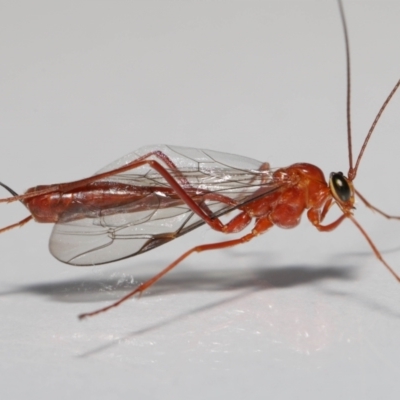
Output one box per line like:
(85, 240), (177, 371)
(49, 201), (205, 266)
(49, 145), (287, 266)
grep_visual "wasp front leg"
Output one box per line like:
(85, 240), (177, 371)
(307, 205), (347, 232)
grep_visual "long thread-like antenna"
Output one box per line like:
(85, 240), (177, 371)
(337, 0), (353, 173)
(349, 78), (400, 180)
(339, 0), (400, 181)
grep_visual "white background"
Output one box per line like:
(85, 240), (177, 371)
(1, 1), (400, 399)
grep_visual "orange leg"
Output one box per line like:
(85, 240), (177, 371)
(348, 215), (400, 283)
(320, 198), (333, 222)
(307, 207), (347, 232)
(356, 189), (400, 220)
(314, 214), (347, 232)
(78, 216), (273, 319)
(309, 205), (400, 283)
(0, 216), (32, 234)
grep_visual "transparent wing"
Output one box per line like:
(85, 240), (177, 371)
(49, 145), (288, 266)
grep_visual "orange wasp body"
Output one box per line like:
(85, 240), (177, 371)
(1, 0), (400, 318)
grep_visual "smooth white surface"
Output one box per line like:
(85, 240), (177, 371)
(1, 1), (400, 399)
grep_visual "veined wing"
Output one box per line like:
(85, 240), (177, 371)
(49, 145), (289, 266)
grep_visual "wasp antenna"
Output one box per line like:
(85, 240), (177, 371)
(337, 0), (353, 174)
(0, 181), (20, 198)
(349, 78), (400, 180)
(338, 0), (400, 181)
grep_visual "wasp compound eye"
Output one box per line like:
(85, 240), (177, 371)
(330, 172), (351, 202)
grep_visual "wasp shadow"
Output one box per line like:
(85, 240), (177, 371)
(0, 263), (355, 303)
